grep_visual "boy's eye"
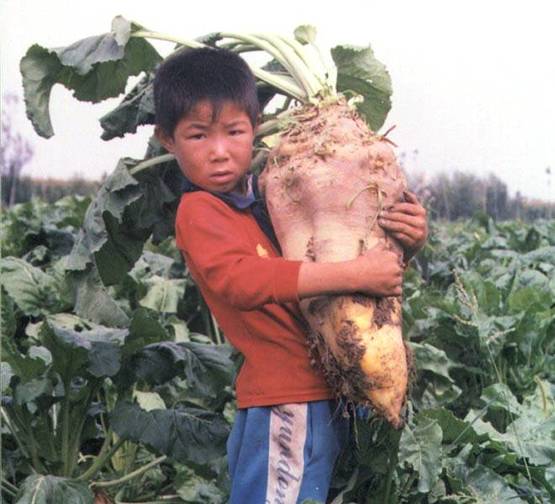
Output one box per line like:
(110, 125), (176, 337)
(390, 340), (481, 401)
(229, 130), (244, 136)
(187, 133), (205, 140)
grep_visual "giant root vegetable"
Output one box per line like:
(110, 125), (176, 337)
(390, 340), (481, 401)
(259, 99), (409, 428)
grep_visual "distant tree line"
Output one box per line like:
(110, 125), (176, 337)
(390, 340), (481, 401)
(1, 94), (33, 207)
(406, 170), (554, 221)
(1, 174), (102, 206)
(3, 169), (552, 222)
(1, 93), (102, 207)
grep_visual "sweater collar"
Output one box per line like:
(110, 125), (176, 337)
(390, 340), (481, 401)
(182, 174), (256, 210)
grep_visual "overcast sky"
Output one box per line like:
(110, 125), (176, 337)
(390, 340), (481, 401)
(1, 0), (554, 201)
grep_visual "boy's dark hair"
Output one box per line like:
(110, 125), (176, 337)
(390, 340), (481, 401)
(153, 47), (260, 137)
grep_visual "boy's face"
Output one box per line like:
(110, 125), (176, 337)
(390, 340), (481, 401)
(157, 100), (255, 194)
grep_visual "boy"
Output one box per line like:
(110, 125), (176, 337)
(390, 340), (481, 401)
(154, 47), (427, 503)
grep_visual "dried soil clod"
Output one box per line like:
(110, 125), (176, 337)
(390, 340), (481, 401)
(305, 237), (316, 261)
(373, 297), (396, 329)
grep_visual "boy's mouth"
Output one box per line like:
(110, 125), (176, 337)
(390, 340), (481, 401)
(210, 171), (235, 183)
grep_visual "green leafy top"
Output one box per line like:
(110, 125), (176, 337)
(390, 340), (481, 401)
(20, 16), (161, 138)
(20, 16), (393, 139)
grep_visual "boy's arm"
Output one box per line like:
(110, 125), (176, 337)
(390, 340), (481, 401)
(297, 242), (403, 299)
(177, 193), (303, 310)
(378, 190), (428, 262)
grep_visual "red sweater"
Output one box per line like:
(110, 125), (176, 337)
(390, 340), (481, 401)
(175, 191), (333, 408)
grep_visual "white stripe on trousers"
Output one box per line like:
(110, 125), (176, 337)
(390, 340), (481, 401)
(265, 403), (308, 504)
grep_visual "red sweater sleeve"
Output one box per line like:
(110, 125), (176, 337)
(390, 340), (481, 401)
(175, 192), (302, 310)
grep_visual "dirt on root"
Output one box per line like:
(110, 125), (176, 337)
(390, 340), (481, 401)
(306, 323), (373, 403)
(305, 236), (316, 261)
(372, 297), (397, 328)
(307, 327), (411, 427)
(351, 294), (398, 329)
(307, 297), (329, 316)
(352, 294), (374, 307)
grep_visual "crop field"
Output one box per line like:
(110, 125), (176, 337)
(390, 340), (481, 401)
(1, 196), (553, 503)
(2, 16), (554, 503)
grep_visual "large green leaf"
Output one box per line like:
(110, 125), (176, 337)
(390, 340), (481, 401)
(65, 152), (181, 301)
(469, 382), (555, 467)
(1, 339), (50, 383)
(480, 383), (524, 416)
(331, 44), (392, 131)
(399, 413), (443, 493)
(180, 342), (234, 398)
(411, 342), (458, 378)
(99, 72), (155, 140)
(124, 307), (170, 356)
(126, 341), (181, 385)
(131, 341), (233, 398)
(504, 413), (555, 466)
(508, 284), (552, 313)
(464, 465), (523, 502)
(71, 267), (130, 327)
(420, 408), (479, 446)
(175, 465), (226, 503)
(20, 16), (161, 138)
(503, 382), (555, 466)
(139, 275), (187, 313)
(110, 400), (230, 464)
(66, 160), (142, 271)
(40, 320), (127, 383)
(67, 157), (176, 287)
(16, 474), (93, 503)
(410, 342), (462, 409)
(0, 257), (62, 316)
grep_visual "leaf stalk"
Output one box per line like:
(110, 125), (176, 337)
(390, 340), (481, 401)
(77, 431), (126, 482)
(132, 30), (308, 100)
(129, 154), (176, 176)
(1, 407), (31, 460)
(91, 455), (167, 489)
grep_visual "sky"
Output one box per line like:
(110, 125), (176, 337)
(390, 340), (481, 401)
(1, 0), (554, 201)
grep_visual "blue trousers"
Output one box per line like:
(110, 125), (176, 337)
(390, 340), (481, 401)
(227, 400), (349, 504)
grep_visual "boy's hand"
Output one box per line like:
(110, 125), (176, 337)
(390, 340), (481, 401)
(353, 242), (404, 297)
(378, 191), (428, 262)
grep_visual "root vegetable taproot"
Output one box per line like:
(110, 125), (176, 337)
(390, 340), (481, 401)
(259, 99), (409, 428)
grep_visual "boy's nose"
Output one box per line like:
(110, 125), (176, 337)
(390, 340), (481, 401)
(209, 138), (229, 160)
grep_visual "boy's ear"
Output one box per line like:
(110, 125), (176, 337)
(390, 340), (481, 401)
(154, 126), (174, 153)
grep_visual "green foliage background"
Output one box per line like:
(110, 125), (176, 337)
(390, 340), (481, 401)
(1, 197), (554, 503)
